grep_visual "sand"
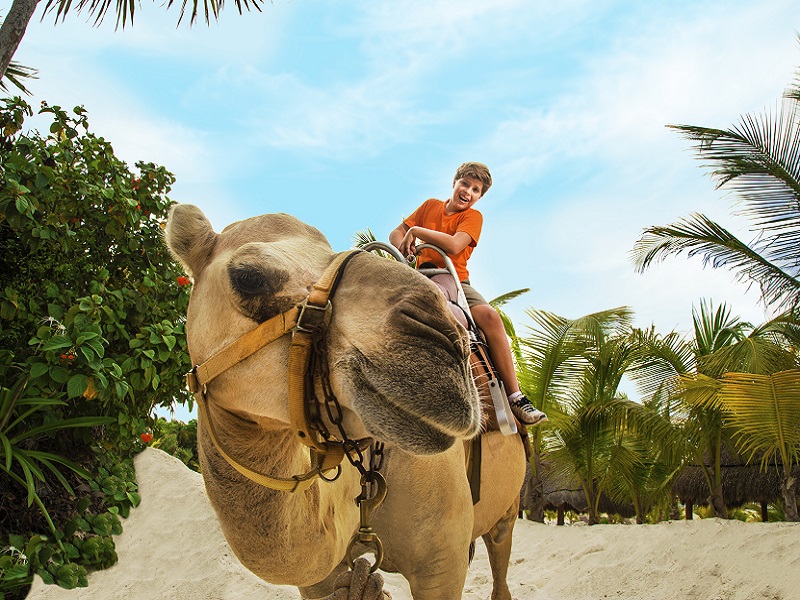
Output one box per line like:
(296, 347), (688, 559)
(27, 448), (800, 600)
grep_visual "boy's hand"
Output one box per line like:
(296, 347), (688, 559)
(399, 227), (417, 259)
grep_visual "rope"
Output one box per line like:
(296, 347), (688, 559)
(320, 558), (391, 600)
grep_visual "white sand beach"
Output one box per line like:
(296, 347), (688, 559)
(27, 448), (800, 600)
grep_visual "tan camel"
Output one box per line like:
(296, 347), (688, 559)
(165, 204), (526, 600)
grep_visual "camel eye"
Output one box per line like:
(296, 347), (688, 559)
(229, 264), (274, 297)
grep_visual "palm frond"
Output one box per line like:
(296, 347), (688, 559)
(701, 331), (799, 377)
(352, 228), (378, 247)
(519, 309), (592, 407)
(632, 212), (800, 309)
(749, 307), (800, 347)
(626, 327), (694, 406)
(691, 299), (747, 357)
(678, 372), (723, 411)
(489, 288), (529, 308)
(42, 0), (264, 28)
(718, 369), (800, 469)
(668, 106), (800, 236)
(0, 62), (37, 95)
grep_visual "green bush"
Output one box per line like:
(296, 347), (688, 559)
(0, 96), (192, 595)
(152, 417), (200, 472)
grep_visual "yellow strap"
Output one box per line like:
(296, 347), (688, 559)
(197, 392), (341, 493)
(187, 306), (301, 393)
(288, 329), (331, 452)
(188, 249), (361, 492)
(288, 251), (360, 450)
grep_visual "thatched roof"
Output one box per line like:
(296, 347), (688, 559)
(672, 446), (800, 507)
(521, 459), (636, 518)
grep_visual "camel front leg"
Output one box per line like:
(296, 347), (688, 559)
(481, 498), (519, 600)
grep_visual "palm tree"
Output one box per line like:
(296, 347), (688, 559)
(630, 54), (800, 520)
(678, 307), (800, 521)
(653, 300), (800, 519)
(661, 300), (749, 518)
(717, 370), (800, 521)
(0, 0), (264, 82)
(514, 307), (678, 524)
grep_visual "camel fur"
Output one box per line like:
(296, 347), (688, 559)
(165, 204), (526, 600)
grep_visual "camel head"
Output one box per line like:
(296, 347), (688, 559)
(165, 204), (481, 454)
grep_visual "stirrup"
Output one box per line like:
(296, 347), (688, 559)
(488, 379), (517, 436)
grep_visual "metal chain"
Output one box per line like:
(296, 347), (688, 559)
(304, 312), (387, 572)
(306, 315), (382, 481)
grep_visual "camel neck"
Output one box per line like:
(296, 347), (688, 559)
(198, 403), (362, 587)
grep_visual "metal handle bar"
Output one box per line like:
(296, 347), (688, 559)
(360, 240), (478, 331)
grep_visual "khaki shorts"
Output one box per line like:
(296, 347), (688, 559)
(461, 280), (488, 308)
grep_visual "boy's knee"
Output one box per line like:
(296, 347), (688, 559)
(471, 304), (501, 328)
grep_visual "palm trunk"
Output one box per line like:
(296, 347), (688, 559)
(0, 0), (39, 81)
(707, 479), (728, 519)
(631, 490), (644, 524)
(526, 473), (545, 522)
(702, 435), (728, 519)
(781, 470), (798, 522)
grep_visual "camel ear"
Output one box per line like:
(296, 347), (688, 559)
(165, 204), (217, 277)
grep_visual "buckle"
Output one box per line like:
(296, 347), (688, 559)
(185, 367), (200, 394)
(297, 300), (331, 333)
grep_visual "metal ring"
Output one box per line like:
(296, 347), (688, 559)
(318, 464), (342, 482)
(346, 534), (384, 573)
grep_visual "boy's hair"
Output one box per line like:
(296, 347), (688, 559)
(453, 162), (492, 196)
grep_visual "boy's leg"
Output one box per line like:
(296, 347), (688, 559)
(469, 303), (547, 426)
(469, 304), (521, 394)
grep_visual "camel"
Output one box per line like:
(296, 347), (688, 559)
(165, 204), (527, 600)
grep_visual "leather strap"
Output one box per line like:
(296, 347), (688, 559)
(186, 306), (300, 394)
(185, 249), (363, 493)
(196, 392), (343, 492)
(289, 250), (361, 450)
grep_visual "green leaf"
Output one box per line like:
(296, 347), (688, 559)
(162, 335), (176, 351)
(49, 365), (71, 383)
(41, 335), (73, 351)
(39, 568), (55, 585)
(67, 374), (88, 398)
(47, 303), (64, 321)
(76, 332), (99, 344)
(5, 563), (30, 580)
(29, 362), (49, 378)
(86, 338), (105, 358)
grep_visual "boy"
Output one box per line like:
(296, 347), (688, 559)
(389, 162), (547, 427)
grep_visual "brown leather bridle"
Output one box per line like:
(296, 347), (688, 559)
(185, 249), (371, 493)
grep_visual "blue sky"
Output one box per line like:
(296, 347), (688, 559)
(14, 0), (800, 419)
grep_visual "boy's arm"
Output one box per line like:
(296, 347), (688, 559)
(404, 226), (472, 256)
(389, 223), (410, 250)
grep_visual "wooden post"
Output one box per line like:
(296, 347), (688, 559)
(685, 501), (693, 520)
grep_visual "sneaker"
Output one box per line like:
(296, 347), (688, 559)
(509, 395), (548, 426)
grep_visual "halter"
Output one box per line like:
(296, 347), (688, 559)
(185, 249), (369, 493)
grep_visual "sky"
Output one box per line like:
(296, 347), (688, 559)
(12, 0), (800, 420)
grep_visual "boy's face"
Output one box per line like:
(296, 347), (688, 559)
(445, 176), (484, 213)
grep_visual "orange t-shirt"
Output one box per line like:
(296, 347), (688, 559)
(403, 198), (483, 282)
